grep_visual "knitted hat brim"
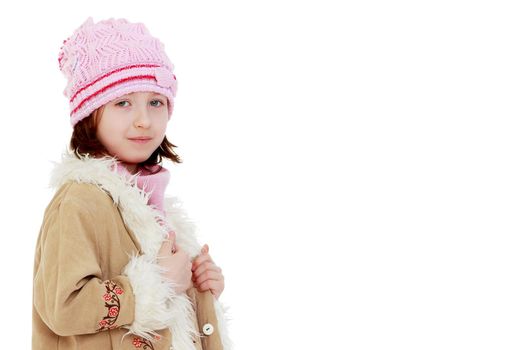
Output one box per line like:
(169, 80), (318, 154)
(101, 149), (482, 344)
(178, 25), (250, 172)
(70, 64), (176, 126)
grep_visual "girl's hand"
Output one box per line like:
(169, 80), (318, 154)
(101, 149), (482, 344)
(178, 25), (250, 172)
(157, 231), (193, 294)
(191, 244), (225, 299)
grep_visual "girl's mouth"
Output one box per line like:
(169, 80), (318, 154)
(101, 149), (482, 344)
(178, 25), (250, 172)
(129, 138), (152, 144)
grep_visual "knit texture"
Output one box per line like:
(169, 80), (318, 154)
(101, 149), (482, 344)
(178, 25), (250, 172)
(114, 162), (171, 217)
(58, 17), (177, 127)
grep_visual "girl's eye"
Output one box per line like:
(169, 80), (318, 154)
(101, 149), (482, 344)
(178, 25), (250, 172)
(115, 99), (165, 107)
(151, 99), (165, 107)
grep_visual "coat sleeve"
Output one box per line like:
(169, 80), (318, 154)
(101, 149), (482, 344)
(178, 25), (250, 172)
(33, 196), (176, 339)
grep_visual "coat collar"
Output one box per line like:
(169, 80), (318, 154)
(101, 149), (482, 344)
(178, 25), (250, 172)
(48, 151), (201, 258)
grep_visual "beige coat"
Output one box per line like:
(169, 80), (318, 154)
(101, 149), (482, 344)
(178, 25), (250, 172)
(32, 153), (232, 350)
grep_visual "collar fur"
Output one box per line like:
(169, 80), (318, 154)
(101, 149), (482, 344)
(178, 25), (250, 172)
(48, 151), (202, 258)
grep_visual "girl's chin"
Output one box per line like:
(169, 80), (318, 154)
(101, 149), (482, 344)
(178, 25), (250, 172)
(117, 154), (154, 164)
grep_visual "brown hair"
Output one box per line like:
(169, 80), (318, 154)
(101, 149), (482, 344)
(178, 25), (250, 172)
(69, 105), (182, 174)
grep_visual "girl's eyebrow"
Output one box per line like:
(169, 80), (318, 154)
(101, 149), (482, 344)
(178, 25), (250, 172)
(146, 92), (167, 99)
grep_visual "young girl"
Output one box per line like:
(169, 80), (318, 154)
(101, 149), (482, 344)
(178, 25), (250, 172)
(32, 17), (232, 350)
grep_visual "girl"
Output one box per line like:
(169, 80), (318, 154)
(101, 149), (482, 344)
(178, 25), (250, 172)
(32, 17), (232, 350)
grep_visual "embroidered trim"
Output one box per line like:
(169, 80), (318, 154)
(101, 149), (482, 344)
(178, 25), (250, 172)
(132, 336), (156, 349)
(97, 280), (124, 331)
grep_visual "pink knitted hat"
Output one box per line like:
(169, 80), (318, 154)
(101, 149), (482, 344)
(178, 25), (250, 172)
(58, 17), (177, 127)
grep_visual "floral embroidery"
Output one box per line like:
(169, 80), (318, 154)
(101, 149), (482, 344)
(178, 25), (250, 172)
(132, 336), (156, 349)
(96, 280), (123, 331)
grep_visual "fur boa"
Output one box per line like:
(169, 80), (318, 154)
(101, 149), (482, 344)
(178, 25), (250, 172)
(48, 151), (232, 350)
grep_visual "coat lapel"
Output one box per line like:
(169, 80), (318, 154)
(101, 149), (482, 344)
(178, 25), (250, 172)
(49, 151), (201, 257)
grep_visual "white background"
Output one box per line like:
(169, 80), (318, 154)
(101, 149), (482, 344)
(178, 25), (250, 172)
(0, 0), (524, 349)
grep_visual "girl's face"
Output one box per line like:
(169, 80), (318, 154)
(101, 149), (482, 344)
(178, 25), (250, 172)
(96, 91), (169, 172)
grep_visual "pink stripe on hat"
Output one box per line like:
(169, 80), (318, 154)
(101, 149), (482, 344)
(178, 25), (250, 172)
(69, 63), (161, 102)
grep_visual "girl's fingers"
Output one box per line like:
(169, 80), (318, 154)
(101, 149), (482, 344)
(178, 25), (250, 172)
(158, 231), (177, 257)
(192, 264), (222, 283)
(192, 253), (214, 271)
(193, 269), (222, 287)
(195, 279), (221, 296)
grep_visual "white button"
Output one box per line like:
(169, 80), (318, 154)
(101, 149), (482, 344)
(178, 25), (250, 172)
(202, 323), (214, 336)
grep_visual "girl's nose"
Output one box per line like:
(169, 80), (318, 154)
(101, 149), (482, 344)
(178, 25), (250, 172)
(133, 110), (152, 128)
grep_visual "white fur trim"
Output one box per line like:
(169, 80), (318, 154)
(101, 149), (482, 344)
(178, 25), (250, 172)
(122, 254), (177, 339)
(49, 152), (168, 257)
(122, 254), (201, 346)
(163, 196), (202, 257)
(167, 293), (201, 350)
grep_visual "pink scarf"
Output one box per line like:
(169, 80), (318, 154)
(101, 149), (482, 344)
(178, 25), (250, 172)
(113, 162), (174, 233)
